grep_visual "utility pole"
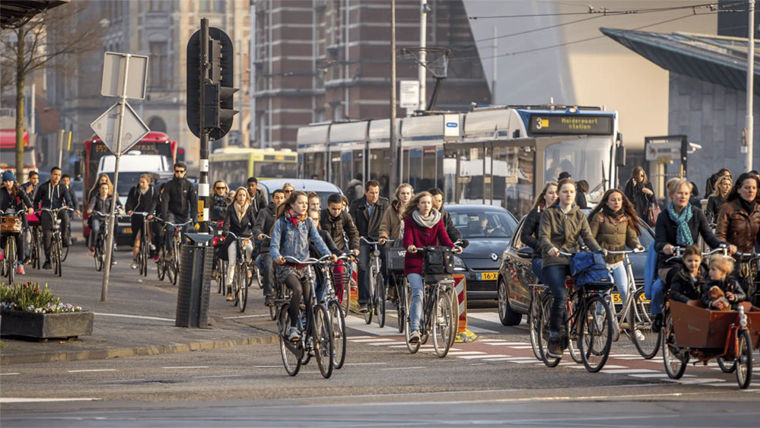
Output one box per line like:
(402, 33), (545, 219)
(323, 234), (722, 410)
(418, 0), (427, 110)
(250, 0), (256, 147)
(389, 0), (399, 194)
(238, 40), (243, 146)
(492, 26), (497, 104)
(745, 0), (756, 172)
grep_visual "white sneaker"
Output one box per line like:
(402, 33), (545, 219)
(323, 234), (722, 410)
(130, 260), (138, 270)
(287, 326), (301, 342)
(634, 329), (646, 342)
(409, 330), (421, 344)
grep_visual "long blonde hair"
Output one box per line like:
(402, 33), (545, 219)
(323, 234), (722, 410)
(711, 175), (732, 198)
(532, 181), (558, 210)
(232, 187), (250, 219)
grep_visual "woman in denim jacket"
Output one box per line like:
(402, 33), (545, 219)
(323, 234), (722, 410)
(270, 191), (336, 341)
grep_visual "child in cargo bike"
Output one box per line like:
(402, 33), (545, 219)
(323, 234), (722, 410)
(668, 245), (707, 307)
(701, 254), (748, 311)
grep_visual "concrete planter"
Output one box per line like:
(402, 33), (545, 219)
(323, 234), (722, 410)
(0, 309), (94, 339)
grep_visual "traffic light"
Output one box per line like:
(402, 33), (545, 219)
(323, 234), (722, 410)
(186, 26), (238, 140)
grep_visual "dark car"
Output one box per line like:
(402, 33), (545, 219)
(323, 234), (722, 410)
(496, 210), (654, 325)
(446, 205), (518, 302)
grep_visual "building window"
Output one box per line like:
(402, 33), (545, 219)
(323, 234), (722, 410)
(199, 0), (225, 13)
(149, 0), (168, 12)
(148, 117), (167, 133)
(149, 42), (168, 89)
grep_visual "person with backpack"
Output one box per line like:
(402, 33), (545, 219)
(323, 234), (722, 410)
(538, 178), (603, 359)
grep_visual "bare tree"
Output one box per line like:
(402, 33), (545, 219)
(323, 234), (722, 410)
(0, 1), (102, 182)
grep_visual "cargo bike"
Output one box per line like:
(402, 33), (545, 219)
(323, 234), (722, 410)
(662, 299), (760, 389)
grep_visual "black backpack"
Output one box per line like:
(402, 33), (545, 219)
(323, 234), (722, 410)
(423, 246), (454, 275)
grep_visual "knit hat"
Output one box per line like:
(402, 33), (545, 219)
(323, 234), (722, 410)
(1, 170), (15, 182)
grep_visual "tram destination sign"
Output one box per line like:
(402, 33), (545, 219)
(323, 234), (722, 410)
(528, 114), (613, 135)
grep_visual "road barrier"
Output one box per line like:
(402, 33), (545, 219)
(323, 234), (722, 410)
(454, 274), (477, 343)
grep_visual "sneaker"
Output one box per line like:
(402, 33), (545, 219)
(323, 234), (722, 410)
(546, 331), (563, 359)
(16, 264), (25, 275)
(634, 329), (646, 343)
(358, 304), (369, 313)
(42, 261), (51, 270)
(287, 326), (301, 342)
(130, 260), (138, 270)
(265, 296), (274, 307)
(149, 243), (156, 251)
(409, 330), (421, 344)
(226, 292), (234, 302)
(652, 314), (663, 333)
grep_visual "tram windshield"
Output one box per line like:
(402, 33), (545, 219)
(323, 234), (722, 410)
(544, 136), (612, 196)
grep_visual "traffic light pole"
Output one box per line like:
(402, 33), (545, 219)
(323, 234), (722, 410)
(199, 18), (210, 233)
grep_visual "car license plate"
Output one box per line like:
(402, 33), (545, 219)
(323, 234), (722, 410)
(611, 293), (622, 303)
(479, 272), (498, 281)
(123, 227), (132, 234)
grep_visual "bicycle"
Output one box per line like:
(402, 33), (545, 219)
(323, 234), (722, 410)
(258, 233), (285, 321)
(0, 210), (24, 283)
(89, 211), (110, 272)
(40, 207), (74, 277)
(360, 237), (386, 327)
(155, 217), (191, 286)
(209, 221), (226, 294)
(733, 250), (760, 308)
(606, 249), (660, 359)
(131, 212), (153, 277)
(277, 255), (335, 378)
(316, 252), (352, 370)
(386, 243), (408, 333)
(537, 250), (615, 373)
(226, 232), (253, 312)
(403, 246), (458, 358)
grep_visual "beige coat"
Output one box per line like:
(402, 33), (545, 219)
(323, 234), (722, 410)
(538, 205), (601, 267)
(589, 212), (641, 264)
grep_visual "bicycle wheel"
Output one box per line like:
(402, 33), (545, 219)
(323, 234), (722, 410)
(718, 356), (737, 373)
(278, 303), (301, 376)
(432, 287), (455, 358)
(539, 293), (561, 367)
(6, 238), (15, 284)
(396, 279), (406, 333)
(140, 238), (149, 277)
(661, 311), (688, 379)
(313, 304), (334, 379)
(256, 264), (264, 289)
(61, 242), (69, 262)
(32, 229), (41, 270)
(404, 283), (420, 354)
(528, 290), (543, 361)
(578, 294), (613, 373)
(376, 271), (386, 328)
(327, 300), (346, 369)
(364, 269), (375, 325)
(736, 329), (753, 389)
(567, 297), (582, 365)
(53, 238), (62, 277)
(217, 259), (226, 294)
(238, 263), (248, 313)
(631, 288), (660, 359)
(157, 251), (166, 281)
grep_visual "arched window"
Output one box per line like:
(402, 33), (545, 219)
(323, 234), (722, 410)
(148, 117), (167, 133)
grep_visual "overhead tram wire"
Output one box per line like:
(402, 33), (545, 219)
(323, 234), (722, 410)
(467, 2), (735, 20)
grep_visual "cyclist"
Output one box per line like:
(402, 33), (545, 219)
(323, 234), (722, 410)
(714, 172), (760, 296)
(652, 177), (727, 330)
(588, 189), (645, 338)
(125, 173), (158, 270)
(159, 162), (197, 253)
(271, 191), (336, 342)
(282, 182), (295, 199)
(402, 191), (460, 343)
(521, 182), (558, 282)
(86, 173), (114, 206)
(34, 167), (78, 269)
(61, 174), (78, 211)
(21, 171), (40, 201)
(254, 188), (286, 307)
(307, 191), (321, 213)
(349, 180), (389, 313)
(1, 171), (34, 275)
(246, 177), (267, 218)
(211, 180), (229, 222)
(379, 183), (413, 246)
(705, 174), (732, 225)
(222, 187), (256, 301)
(308, 209), (341, 302)
(87, 181), (122, 253)
(538, 178), (603, 358)
(429, 188), (461, 243)
(320, 193), (360, 304)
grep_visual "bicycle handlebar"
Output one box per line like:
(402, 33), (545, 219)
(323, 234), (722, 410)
(361, 237), (380, 245)
(284, 254), (333, 265)
(154, 217), (192, 227)
(131, 211), (152, 217)
(734, 251), (760, 258)
(227, 232), (253, 240)
(557, 249), (606, 257)
(605, 248), (645, 255)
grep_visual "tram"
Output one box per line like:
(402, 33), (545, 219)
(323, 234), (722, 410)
(297, 105), (621, 218)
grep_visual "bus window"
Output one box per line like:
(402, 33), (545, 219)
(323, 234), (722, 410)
(303, 152), (326, 180)
(456, 146), (485, 203)
(545, 137), (610, 195)
(369, 147), (391, 197)
(493, 145), (534, 217)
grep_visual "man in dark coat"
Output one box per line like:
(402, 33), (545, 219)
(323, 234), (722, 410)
(349, 180), (389, 312)
(254, 188), (286, 306)
(34, 167), (78, 268)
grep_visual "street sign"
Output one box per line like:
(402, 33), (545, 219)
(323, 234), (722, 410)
(89, 102), (150, 155)
(443, 114), (460, 142)
(101, 52), (149, 99)
(645, 141), (681, 161)
(399, 80), (420, 110)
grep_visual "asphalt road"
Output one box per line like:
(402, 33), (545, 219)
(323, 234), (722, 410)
(2, 228), (760, 426)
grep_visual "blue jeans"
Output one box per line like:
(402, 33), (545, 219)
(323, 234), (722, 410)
(542, 264), (570, 332)
(650, 279), (664, 316)
(531, 257), (543, 283)
(407, 273), (424, 332)
(609, 263), (628, 303)
(256, 253), (274, 297)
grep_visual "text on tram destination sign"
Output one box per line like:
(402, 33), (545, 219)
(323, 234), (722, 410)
(528, 114), (613, 136)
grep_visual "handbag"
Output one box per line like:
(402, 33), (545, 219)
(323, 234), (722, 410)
(646, 202), (661, 226)
(423, 246), (454, 275)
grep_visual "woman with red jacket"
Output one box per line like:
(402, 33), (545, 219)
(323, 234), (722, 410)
(402, 191), (461, 343)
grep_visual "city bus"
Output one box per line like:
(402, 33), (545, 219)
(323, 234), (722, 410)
(297, 105), (621, 218)
(0, 129), (37, 179)
(208, 147), (298, 190)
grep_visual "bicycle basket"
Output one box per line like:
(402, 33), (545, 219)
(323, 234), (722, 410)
(423, 246), (454, 275)
(569, 251), (612, 288)
(387, 246), (407, 272)
(0, 216), (22, 233)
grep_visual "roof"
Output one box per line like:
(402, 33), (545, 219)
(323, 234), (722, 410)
(0, 0), (68, 28)
(257, 179), (342, 194)
(601, 27), (760, 95)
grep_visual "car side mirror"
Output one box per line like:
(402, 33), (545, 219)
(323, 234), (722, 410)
(517, 247), (534, 258)
(459, 239), (469, 248)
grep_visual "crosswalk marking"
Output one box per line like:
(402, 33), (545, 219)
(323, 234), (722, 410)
(457, 354), (510, 360)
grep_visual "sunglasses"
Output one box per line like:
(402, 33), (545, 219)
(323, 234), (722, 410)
(215, 187), (227, 190)
(174, 170), (186, 173)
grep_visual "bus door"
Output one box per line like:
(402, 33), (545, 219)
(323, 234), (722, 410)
(450, 142), (485, 205)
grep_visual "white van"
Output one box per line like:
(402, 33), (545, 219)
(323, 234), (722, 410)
(97, 151), (171, 176)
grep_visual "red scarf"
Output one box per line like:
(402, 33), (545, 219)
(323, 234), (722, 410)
(286, 209), (306, 228)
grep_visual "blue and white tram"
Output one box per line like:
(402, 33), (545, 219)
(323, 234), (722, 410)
(297, 105), (620, 217)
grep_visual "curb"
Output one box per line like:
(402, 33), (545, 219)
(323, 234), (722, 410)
(0, 334), (279, 365)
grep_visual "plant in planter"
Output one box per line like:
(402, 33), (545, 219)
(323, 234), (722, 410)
(1, 282), (93, 339)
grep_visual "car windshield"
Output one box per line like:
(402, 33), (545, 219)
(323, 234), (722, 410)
(449, 209), (517, 239)
(105, 172), (144, 195)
